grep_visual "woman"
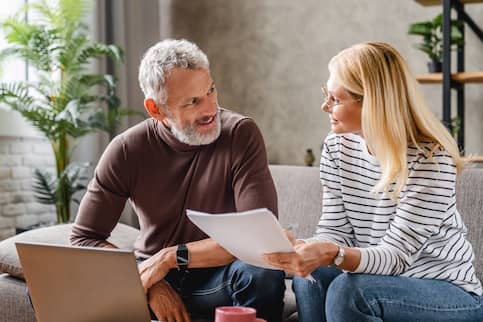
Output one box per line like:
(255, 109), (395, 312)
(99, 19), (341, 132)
(264, 42), (483, 322)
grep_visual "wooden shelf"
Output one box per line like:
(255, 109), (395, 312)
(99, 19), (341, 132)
(462, 156), (483, 163)
(416, 71), (483, 84)
(416, 0), (483, 6)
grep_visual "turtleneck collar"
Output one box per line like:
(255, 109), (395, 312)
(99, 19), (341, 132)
(152, 118), (206, 153)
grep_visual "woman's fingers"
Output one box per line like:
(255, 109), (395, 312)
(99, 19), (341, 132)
(283, 229), (296, 245)
(264, 249), (321, 277)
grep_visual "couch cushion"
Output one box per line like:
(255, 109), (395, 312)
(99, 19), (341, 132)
(456, 168), (483, 281)
(0, 223), (139, 279)
(270, 165), (322, 239)
(0, 274), (36, 322)
(282, 279), (298, 321)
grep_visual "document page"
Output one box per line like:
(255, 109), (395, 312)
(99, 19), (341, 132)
(187, 208), (293, 269)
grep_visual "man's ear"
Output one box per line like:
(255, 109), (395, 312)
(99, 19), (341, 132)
(144, 98), (166, 121)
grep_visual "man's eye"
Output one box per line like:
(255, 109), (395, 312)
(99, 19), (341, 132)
(185, 98), (199, 106)
(208, 86), (216, 95)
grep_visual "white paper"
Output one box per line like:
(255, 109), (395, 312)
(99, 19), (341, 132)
(187, 208), (315, 282)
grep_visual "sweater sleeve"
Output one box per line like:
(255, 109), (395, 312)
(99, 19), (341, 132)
(305, 135), (356, 246)
(70, 135), (130, 247)
(230, 118), (278, 216)
(354, 153), (456, 275)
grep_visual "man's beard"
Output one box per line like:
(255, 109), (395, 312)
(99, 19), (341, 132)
(169, 110), (221, 146)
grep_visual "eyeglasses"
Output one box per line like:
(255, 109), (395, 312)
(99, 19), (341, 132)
(321, 85), (362, 109)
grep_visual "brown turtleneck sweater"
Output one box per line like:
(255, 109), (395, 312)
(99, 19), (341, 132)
(70, 109), (277, 257)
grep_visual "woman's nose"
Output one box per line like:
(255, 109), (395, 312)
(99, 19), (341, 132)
(321, 101), (330, 113)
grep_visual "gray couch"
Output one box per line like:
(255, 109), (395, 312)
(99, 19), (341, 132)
(1, 165), (482, 322)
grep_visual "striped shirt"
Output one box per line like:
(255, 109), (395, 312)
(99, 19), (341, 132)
(309, 133), (482, 295)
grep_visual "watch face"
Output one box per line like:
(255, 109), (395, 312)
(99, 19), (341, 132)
(334, 256), (343, 266)
(334, 247), (344, 266)
(176, 244), (189, 267)
(177, 254), (189, 266)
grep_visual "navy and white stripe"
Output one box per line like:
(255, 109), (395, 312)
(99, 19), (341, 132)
(308, 133), (482, 295)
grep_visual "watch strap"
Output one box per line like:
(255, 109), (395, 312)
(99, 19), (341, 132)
(176, 243), (189, 273)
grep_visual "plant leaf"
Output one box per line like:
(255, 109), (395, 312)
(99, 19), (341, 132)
(32, 169), (58, 205)
(408, 22), (433, 36)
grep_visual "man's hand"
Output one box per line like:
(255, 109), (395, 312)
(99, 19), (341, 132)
(139, 246), (177, 293)
(148, 280), (191, 322)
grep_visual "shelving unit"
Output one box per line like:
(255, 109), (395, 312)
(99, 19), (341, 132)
(416, 0), (483, 5)
(414, 0), (483, 153)
(462, 156), (483, 162)
(416, 71), (483, 83)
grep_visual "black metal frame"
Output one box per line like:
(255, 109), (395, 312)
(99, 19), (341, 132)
(441, 0), (483, 153)
(105, 0), (115, 76)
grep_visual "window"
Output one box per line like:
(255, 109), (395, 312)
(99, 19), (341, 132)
(0, 0), (41, 137)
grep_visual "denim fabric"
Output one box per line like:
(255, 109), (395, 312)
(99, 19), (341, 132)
(293, 266), (483, 322)
(160, 260), (285, 322)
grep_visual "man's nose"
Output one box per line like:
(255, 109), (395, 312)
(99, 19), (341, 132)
(201, 96), (218, 115)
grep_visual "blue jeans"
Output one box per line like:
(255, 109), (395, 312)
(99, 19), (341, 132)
(293, 266), (483, 322)
(159, 259), (285, 322)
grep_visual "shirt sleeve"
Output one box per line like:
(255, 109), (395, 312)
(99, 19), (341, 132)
(70, 135), (130, 247)
(305, 135), (356, 246)
(230, 118), (278, 216)
(355, 153), (456, 275)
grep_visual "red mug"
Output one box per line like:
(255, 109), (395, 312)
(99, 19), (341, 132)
(214, 306), (257, 322)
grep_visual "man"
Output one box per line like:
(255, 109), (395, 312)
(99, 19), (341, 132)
(70, 39), (285, 322)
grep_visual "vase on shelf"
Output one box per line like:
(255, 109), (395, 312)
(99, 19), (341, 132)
(304, 149), (315, 167)
(427, 60), (442, 73)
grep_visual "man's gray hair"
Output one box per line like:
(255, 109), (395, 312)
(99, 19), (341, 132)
(138, 39), (210, 105)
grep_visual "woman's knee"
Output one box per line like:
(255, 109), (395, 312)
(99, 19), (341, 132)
(293, 275), (317, 295)
(328, 273), (354, 295)
(293, 266), (342, 294)
(326, 273), (377, 320)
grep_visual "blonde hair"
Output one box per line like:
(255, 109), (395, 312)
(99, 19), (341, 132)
(328, 42), (463, 198)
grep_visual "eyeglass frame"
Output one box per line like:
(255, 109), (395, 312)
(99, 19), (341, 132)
(321, 85), (362, 110)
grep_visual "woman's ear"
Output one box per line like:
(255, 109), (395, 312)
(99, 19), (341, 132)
(144, 98), (166, 121)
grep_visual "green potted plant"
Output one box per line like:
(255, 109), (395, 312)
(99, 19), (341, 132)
(408, 13), (464, 73)
(0, 0), (134, 223)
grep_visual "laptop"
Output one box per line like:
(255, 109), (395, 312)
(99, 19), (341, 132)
(15, 242), (154, 322)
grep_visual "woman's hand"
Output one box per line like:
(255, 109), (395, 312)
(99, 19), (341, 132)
(283, 229), (305, 246)
(263, 241), (339, 277)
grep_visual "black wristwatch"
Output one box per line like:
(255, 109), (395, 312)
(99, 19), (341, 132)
(176, 243), (189, 273)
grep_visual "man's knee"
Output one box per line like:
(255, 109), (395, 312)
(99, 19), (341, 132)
(230, 261), (285, 297)
(257, 267), (285, 294)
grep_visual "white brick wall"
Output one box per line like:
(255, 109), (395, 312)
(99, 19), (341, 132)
(0, 137), (56, 240)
